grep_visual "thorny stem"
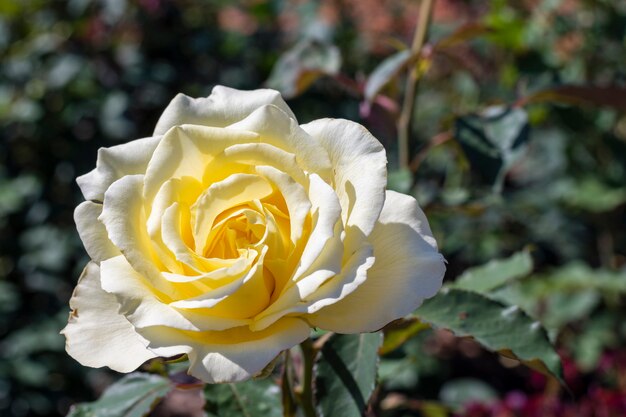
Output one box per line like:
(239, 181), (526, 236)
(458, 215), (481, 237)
(398, 0), (435, 170)
(282, 350), (298, 417)
(297, 339), (318, 417)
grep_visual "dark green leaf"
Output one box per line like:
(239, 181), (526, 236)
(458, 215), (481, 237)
(416, 289), (562, 381)
(316, 333), (383, 417)
(364, 50), (412, 102)
(204, 378), (282, 417)
(66, 373), (172, 417)
(265, 38), (341, 99)
(454, 106), (529, 191)
(451, 250), (533, 293)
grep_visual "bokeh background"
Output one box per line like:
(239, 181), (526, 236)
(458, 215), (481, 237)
(1, 0), (625, 416)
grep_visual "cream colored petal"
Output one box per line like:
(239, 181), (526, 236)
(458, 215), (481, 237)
(139, 318), (311, 383)
(255, 165), (311, 244)
(191, 173), (273, 254)
(221, 143), (307, 185)
(161, 251), (254, 283)
(160, 203), (209, 272)
(227, 105), (332, 179)
(251, 175), (346, 330)
(77, 136), (160, 201)
(300, 119), (387, 250)
(99, 175), (172, 293)
(100, 255), (251, 332)
(168, 249), (266, 312)
(61, 262), (157, 372)
(309, 191), (445, 333)
(143, 124), (259, 202)
(291, 174), (343, 281)
(251, 242), (373, 331)
(74, 201), (120, 263)
(154, 86), (297, 135)
(100, 255), (198, 331)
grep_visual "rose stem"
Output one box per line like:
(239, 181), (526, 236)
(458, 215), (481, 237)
(297, 339), (318, 417)
(398, 0), (435, 171)
(281, 350), (298, 417)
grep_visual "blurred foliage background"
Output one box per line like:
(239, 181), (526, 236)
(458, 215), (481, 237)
(0, 0), (625, 416)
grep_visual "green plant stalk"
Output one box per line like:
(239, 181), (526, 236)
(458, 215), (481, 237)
(296, 339), (318, 417)
(282, 350), (298, 417)
(398, 0), (435, 170)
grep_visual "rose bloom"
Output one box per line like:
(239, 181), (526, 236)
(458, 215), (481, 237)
(62, 86), (445, 383)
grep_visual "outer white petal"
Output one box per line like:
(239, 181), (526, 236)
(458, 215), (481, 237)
(139, 318), (311, 383)
(61, 262), (157, 372)
(300, 119), (387, 251)
(74, 201), (120, 263)
(77, 136), (161, 201)
(154, 86), (297, 135)
(309, 191), (446, 333)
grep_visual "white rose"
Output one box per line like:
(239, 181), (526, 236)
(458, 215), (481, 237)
(62, 86), (445, 383)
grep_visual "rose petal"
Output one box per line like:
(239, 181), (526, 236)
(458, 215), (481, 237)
(99, 175), (172, 293)
(61, 262), (157, 372)
(300, 119), (387, 251)
(191, 173), (273, 254)
(74, 201), (120, 263)
(154, 86), (297, 135)
(250, 241), (374, 331)
(139, 318), (310, 383)
(249, 173), (345, 329)
(101, 255), (254, 332)
(221, 142), (307, 185)
(77, 136), (161, 201)
(309, 191), (446, 333)
(291, 173), (343, 281)
(227, 105), (332, 179)
(254, 165), (311, 245)
(143, 124), (260, 203)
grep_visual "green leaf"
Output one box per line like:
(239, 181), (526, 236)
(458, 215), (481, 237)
(380, 318), (430, 355)
(416, 289), (562, 381)
(265, 38), (341, 99)
(364, 50), (412, 103)
(204, 378), (282, 417)
(489, 262), (626, 333)
(66, 373), (172, 417)
(559, 178), (626, 212)
(571, 312), (618, 372)
(451, 250), (533, 293)
(316, 333), (383, 417)
(454, 106), (529, 191)
(439, 378), (498, 410)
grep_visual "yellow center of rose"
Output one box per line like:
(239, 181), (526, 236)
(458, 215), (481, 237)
(138, 125), (327, 324)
